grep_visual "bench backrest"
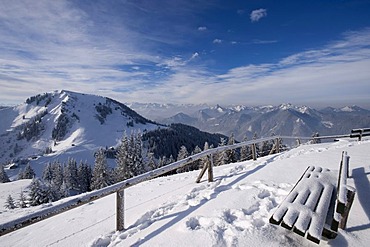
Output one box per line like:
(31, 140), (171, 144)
(331, 151), (355, 231)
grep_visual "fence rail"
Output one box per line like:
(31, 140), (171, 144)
(0, 128), (369, 236)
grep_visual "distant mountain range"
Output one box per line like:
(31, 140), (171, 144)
(128, 103), (370, 141)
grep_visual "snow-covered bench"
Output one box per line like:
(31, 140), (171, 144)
(269, 151), (355, 244)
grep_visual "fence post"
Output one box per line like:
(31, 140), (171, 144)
(196, 159), (208, 183)
(251, 143), (257, 161)
(208, 154), (214, 182)
(116, 189), (125, 231)
(359, 129), (363, 141)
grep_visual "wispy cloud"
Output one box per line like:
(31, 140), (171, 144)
(250, 9), (267, 22)
(213, 39), (222, 44)
(198, 26), (207, 31)
(0, 0), (203, 104)
(252, 39), (278, 44)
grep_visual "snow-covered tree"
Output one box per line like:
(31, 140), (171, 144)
(4, 194), (16, 209)
(131, 132), (145, 176)
(64, 158), (79, 193)
(158, 156), (167, 168)
(59, 181), (69, 199)
(215, 137), (227, 166)
(42, 163), (53, 183)
(91, 149), (113, 190)
(77, 161), (91, 193)
(240, 136), (250, 161)
(146, 152), (157, 171)
(177, 145), (189, 161)
(176, 145), (189, 173)
(115, 133), (131, 181)
(225, 133), (238, 163)
(18, 189), (27, 208)
(51, 161), (64, 189)
(28, 178), (49, 206)
(0, 165), (10, 183)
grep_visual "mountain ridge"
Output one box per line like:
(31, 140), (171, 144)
(129, 103), (370, 141)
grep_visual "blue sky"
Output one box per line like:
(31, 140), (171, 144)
(0, 0), (370, 108)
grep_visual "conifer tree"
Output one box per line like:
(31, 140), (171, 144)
(91, 149), (112, 190)
(158, 156), (167, 168)
(168, 155), (175, 164)
(115, 133), (131, 181)
(42, 163), (53, 183)
(177, 145), (189, 161)
(18, 189), (27, 208)
(28, 178), (49, 206)
(4, 194), (16, 209)
(59, 181), (69, 198)
(215, 137), (227, 166)
(51, 161), (64, 189)
(0, 165), (10, 183)
(147, 152), (157, 171)
(132, 132), (145, 176)
(240, 136), (250, 161)
(64, 158), (79, 193)
(78, 161), (91, 193)
(176, 145), (189, 173)
(225, 133), (238, 163)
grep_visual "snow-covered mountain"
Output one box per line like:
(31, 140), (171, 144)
(130, 103), (370, 141)
(0, 90), (161, 178)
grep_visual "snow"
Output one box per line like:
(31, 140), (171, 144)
(0, 139), (370, 246)
(322, 121), (334, 128)
(338, 152), (349, 204)
(340, 106), (354, 112)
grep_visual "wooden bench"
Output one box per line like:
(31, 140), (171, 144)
(269, 151), (356, 244)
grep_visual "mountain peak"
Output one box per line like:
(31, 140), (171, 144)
(278, 103), (293, 110)
(0, 91), (161, 165)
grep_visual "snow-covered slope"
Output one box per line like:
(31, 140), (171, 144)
(0, 90), (161, 179)
(1, 138), (369, 246)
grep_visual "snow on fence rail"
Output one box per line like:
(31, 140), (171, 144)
(0, 128), (368, 236)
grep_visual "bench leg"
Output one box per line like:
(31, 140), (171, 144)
(339, 190), (355, 229)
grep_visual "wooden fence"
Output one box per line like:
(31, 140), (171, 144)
(0, 128), (368, 236)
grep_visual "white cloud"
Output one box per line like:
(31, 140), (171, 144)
(198, 26), (207, 31)
(250, 9), (267, 22)
(213, 39), (222, 44)
(190, 52), (199, 60)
